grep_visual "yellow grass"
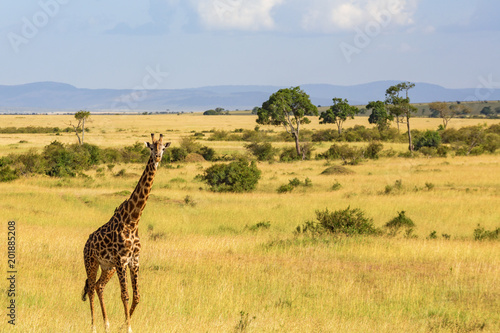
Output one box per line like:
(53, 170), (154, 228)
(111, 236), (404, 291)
(0, 114), (499, 332)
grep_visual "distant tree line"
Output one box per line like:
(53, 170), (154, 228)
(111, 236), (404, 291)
(0, 126), (82, 134)
(203, 107), (229, 115)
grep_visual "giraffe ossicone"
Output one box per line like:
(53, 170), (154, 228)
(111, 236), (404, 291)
(82, 133), (170, 332)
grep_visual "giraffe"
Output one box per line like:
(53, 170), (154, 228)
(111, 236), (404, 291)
(82, 133), (170, 333)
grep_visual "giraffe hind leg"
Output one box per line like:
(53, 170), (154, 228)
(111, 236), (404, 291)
(96, 266), (116, 331)
(83, 255), (99, 331)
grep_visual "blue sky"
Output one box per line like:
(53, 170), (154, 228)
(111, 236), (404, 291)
(1, 0), (499, 90)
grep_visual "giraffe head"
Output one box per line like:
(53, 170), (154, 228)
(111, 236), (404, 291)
(146, 133), (171, 168)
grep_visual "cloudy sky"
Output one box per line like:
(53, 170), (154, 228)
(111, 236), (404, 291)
(1, 0), (499, 89)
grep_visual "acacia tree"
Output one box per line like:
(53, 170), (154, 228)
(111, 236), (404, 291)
(319, 98), (359, 134)
(366, 100), (393, 131)
(428, 101), (469, 129)
(385, 82), (417, 152)
(256, 86), (318, 160)
(71, 110), (91, 145)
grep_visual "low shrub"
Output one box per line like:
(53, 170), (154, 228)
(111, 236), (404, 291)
(483, 133), (500, 153)
(331, 181), (342, 191)
(384, 211), (415, 237)
(425, 182), (435, 190)
(198, 146), (216, 161)
(279, 143), (314, 161)
(201, 159), (261, 192)
(245, 142), (278, 161)
(120, 142), (149, 163)
(311, 129), (338, 142)
(473, 224), (500, 241)
(0, 166), (19, 182)
(318, 144), (363, 165)
(179, 136), (202, 154)
(364, 141), (384, 159)
(279, 147), (300, 162)
(43, 141), (102, 177)
(168, 147), (188, 162)
(384, 179), (403, 194)
(247, 221), (271, 231)
(277, 177), (312, 193)
(296, 207), (380, 236)
(319, 142), (382, 164)
(414, 130), (442, 150)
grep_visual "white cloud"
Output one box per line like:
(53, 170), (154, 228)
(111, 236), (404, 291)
(193, 0), (284, 31)
(302, 0), (419, 33)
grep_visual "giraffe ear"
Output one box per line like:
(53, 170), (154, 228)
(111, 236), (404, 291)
(163, 142), (171, 150)
(145, 142), (153, 149)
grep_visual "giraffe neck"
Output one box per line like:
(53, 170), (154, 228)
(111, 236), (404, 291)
(123, 155), (157, 229)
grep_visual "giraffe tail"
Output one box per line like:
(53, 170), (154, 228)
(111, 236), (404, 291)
(82, 279), (89, 301)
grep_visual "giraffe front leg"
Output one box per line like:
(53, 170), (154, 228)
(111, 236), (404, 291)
(129, 263), (140, 317)
(116, 265), (132, 333)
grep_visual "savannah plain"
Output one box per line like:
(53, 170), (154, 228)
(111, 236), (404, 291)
(0, 113), (499, 332)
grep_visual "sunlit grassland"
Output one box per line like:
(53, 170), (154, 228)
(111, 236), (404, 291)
(0, 114), (499, 332)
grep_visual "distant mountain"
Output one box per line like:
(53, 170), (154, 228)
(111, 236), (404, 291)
(0, 81), (499, 113)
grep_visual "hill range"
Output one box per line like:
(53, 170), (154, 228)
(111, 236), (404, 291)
(0, 81), (499, 113)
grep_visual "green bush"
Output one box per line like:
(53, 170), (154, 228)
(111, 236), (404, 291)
(0, 126), (76, 134)
(331, 181), (342, 191)
(241, 129), (270, 142)
(384, 179), (403, 194)
(208, 129), (242, 141)
(364, 141), (384, 159)
(198, 146), (216, 161)
(120, 142), (150, 163)
(277, 184), (294, 193)
(318, 144), (362, 165)
(414, 130), (442, 150)
(297, 207), (379, 236)
(0, 166), (19, 182)
(245, 142), (278, 161)
(384, 211), (415, 237)
(279, 147), (300, 162)
(483, 133), (500, 153)
(179, 136), (202, 154)
(277, 177), (311, 193)
(311, 129), (338, 142)
(11, 149), (46, 175)
(42, 141), (83, 177)
(318, 144), (345, 160)
(248, 221), (271, 231)
(279, 143), (314, 162)
(1, 140), (161, 180)
(101, 147), (123, 163)
(473, 224), (500, 241)
(169, 147), (188, 162)
(201, 159), (261, 192)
